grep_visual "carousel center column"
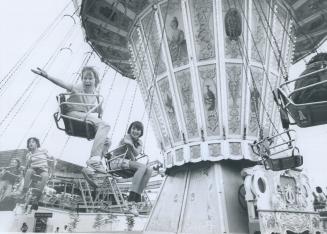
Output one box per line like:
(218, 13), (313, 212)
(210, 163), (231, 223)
(127, 0), (293, 233)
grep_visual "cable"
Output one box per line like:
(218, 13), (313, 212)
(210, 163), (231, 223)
(0, 24), (76, 134)
(226, 0), (280, 136)
(109, 79), (131, 139)
(142, 0), (172, 151)
(17, 30), (81, 149)
(0, 1), (72, 94)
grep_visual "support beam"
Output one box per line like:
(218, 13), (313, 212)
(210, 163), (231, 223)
(86, 15), (128, 37)
(104, 0), (136, 20)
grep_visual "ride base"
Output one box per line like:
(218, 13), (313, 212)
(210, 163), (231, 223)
(144, 161), (250, 234)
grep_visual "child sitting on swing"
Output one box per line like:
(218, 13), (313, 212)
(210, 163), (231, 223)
(20, 137), (53, 201)
(31, 67), (110, 173)
(113, 121), (153, 216)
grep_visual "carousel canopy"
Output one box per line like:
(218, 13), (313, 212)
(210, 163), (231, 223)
(80, 0), (327, 79)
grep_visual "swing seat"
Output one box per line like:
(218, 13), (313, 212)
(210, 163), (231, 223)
(275, 65), (327, 128)
(53, 93), (103, 140)
(263, 155), (303, 171)
(251, 130), (303, 171)
(104, 144), (149, 179)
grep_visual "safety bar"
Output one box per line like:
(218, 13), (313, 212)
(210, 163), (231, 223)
(280, 66), (327, 88)
(105, 144), (150, 170)
(57, 93), (104, 119)
(251, 130), (296, 158)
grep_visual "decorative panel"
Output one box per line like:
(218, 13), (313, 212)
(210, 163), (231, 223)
(280, 176), (297, 207)
(189, 0), (215, 61)
(131, 29), (151, 87)
(208, 143), (222, 157)
(270, 5), (287, 72)
(222, 0), (245, 59)
(251, 0), (268, 63)
(175, 69), (199, 139)
(175, 148), (184, 162)
(248, 67), (264, 137)
(199, 65), (220, 136)
(262, 74), (278, 136)
(230, 142), (241, 155)
(141, 11), (167, 75)
(158, 77), (181, 143)
(167, 151), (173, 166)
(190, 145), (201, 159)
(152, 93), (171, 148)
(161, 0), (189, 68)
(226, 64), (243, 135)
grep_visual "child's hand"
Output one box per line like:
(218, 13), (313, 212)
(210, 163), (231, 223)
(31, 67), (48, 78)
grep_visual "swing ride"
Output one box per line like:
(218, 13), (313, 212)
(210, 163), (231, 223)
(1, 0), (327, 233)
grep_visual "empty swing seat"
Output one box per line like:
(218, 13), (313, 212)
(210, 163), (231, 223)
(53, 93), (103, 140)
(251, 130), (303, 171)
(264, 155), (303, 171)
(275, 54), (327, 128)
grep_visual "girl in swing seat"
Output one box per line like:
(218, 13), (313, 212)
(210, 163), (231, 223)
(31, 67), (110, 173)
(117, 121), (153, 216)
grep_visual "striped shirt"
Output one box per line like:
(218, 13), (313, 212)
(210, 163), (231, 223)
(26, 149), (50, 170)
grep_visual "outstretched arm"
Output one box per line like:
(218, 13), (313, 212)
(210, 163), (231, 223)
(31, 67), (73, 91)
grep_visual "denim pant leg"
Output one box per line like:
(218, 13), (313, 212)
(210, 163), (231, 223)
(128, 161), (150, 194)
(23, 168), (35, 189)
(137, 167), (152, 194)
(38, 171), (49, 192)
(66, 111), (111, 157)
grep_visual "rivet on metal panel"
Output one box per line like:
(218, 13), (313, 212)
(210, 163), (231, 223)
(191, 193), (195, 201)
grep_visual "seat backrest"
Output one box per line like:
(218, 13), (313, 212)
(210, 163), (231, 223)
(55, 93), (97, 140)
(105, 145), (136, 179)
(264, 155), (303, 171)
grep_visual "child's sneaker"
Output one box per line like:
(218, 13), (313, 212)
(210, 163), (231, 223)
(86, 156), (106, 174)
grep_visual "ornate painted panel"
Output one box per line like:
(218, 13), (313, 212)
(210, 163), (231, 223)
(262, 73), (278, 136)
(251, 0), (268, 63)
(270, 5), (287, 72)
(248, 67), (264, 137)
(230, 142), (241, 156)
(243, 166), (320, 234)
(175, 69), (199, 139)
(141, 11), (167, 75)
(208, 143), (222, 157)
(160, 0), (189, 68)
(158, 77), (181, 143)
(190, 145), (201, 159)
(175, 148), (184, 162)
(152, 92), (171, 148)
(226, 64), (243, 135)
(131, 29), (152, 87)
(189, 0), (215, 61)
(222, 0), (245, 59)
(166, 151), (173, 165)
(198, 65), (220, 136)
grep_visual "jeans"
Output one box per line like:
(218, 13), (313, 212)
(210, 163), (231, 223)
(66, 111), (111, 158)
(128, 161), (152, 195)
(23, 168), (48, 192)
(0, 180), (12, 200)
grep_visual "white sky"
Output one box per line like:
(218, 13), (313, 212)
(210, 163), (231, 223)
(0, 0), (326, 186)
